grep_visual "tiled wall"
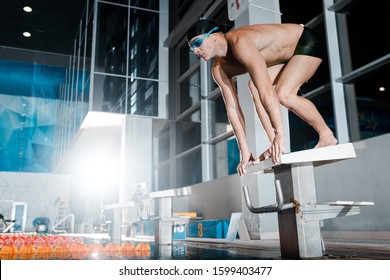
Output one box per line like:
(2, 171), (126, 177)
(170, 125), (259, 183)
(0, 172), (70, 231)
(0, 93), (59, 172)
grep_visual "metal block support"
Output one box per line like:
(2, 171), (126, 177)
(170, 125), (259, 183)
(103, 187), (192, 246)
(151, 187), (192, 246)
(275, 163), (323, 258)
(243, 180), (294, 213)
(154, 197), (173, 245)
(242, 143), (374, 259)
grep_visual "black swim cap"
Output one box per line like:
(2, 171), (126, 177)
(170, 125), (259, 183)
(186, 19), (220, 41)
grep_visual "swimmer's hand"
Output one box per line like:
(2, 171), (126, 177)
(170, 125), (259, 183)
(260, 131), (286, 164)
(237, 149), (259, 176)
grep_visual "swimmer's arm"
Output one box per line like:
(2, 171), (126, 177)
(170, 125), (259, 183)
(231, 39), (285, 162)
(212, 62), (249, 152)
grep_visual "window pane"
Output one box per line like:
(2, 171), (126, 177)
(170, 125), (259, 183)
(179, 48), (189, 76)
(342, 1), (390, 70)
(354, 67), (390, 140)
(95, 3), (128, 74)
(171, 0), (193, 21)
(92, 73), (126, 112)
(105, 0), (129, 6)
(156, 163), (170, 191)
(189, 48), (198, 64)
(280, 0), (323, 24)
(84, 78), (90, 103)
(212, 137), (239, 179)
(210, 95), (232, 138)
(180, 71), (200, 114)
(130, 0), (159, 11)
(127, 78), (159, 116)
(208, 62), (219, 92)
(157, 127), (170, 163)
(85, 12), (93, 64)
(176, 110), (201, 155)
(128, 8), (159, 79)
(180, 46), (198, 76)
(176, 149), (202, 188)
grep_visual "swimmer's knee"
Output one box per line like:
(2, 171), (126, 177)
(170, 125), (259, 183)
(278, 94), (292, 109)
(275, 87), (294, 109)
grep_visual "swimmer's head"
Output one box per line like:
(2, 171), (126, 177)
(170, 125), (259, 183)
(186, 19), (220, 42)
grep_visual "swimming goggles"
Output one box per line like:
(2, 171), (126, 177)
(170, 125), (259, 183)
(189, 27), (219, 52)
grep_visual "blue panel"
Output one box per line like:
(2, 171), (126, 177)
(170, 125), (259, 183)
(0, 60), (66, 99)
(227, 138), (239, 175)
(0, 95), (59, 172)
(0, 58), (68, 172)
(133, 220), (186, 240)
(187, 220), (230, 239)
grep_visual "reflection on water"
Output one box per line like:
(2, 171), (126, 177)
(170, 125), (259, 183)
(0, 233), (277, 260)
(1, 241), (274, 260)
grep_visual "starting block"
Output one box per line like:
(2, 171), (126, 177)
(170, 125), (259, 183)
(149, 187), (193, 246)
(103, 187), (192, 246)
(242, 143), (374, 259)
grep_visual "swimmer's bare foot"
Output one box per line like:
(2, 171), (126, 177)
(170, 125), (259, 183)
(314, 135), (338, 148)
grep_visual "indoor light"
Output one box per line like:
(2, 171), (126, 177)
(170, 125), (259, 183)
(379, 86), (385, 92)
(23, 32), (31, 37)
(23, 6), (32, 13)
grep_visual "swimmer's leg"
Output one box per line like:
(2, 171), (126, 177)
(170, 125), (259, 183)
(274, 55), (337, 148)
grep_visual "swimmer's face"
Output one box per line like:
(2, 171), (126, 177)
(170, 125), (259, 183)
(188, 27), (219, 61)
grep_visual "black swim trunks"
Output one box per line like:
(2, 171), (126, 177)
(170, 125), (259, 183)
(294, 27), (324, 59)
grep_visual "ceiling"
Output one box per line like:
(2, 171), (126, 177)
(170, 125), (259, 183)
(0, 0), (319, 56)
(0, 0), (88, 55)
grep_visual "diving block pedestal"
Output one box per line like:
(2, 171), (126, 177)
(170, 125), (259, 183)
(103, 201), (136, 244)
(243, 143), (374, 259)
(149, 187), (192, 246)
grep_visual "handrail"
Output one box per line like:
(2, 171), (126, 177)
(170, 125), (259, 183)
(52, 213), (75, 234)
(243, 180), (294, 214)
(2, 222), (16, 233)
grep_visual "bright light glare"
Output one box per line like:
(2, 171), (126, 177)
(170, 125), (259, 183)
(379, 86), (385, 92)
(23, 6), (33, 12)
(23, 32), (31, 37)
(81, 153), (120, 191)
